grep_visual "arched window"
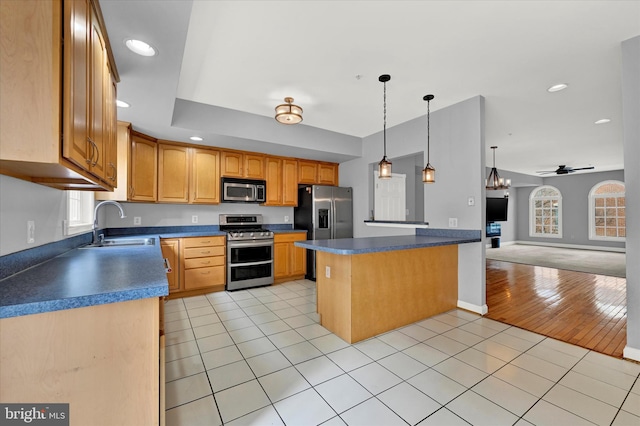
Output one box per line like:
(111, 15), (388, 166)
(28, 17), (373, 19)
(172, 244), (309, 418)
(529, 186), (562, 238)
(589, 180), (625, 241)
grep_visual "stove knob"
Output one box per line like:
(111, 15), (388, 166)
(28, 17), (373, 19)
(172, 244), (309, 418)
(239, 232), (243, 237)
(250, 232), (254, 237)
(261, 232), (265, 236)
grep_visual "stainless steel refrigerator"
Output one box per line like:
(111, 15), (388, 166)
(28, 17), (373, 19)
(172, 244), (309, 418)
(294, 185), (353, 280)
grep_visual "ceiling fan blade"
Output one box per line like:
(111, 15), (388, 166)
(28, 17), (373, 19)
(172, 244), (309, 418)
(570, 166), (595, 171)
(536, 170), (556, 174)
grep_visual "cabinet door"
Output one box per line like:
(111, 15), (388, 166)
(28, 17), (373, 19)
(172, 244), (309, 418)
(282, 159), (298, 206)
(317, 163), (337, 186)
(221, 151), (243, 177)
(244, 154), (265, 179)
(265, 157), (282, 205)
(158, 144), (189, 203)
(291, 244), (307, 276)
(103, 71), (117, 186)
(62, 0), (91, 171)
(129, 133), (157, 201)
(273, 242), (289, 279)
(191, 148), (219, 204)
(161, 239), (180, 292)
(298, 160), (317, 184)
(88, 10), (107, 180)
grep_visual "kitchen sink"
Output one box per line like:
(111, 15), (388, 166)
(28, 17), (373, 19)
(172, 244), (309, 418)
(82, 237), (156, 248)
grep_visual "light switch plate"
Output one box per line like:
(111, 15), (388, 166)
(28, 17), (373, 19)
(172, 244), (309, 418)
(468, 196), (475, 206)
(134, 217), (142, 225)
(325, 266), (331, 278)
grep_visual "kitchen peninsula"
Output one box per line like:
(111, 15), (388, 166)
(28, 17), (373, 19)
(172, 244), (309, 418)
(295, 229), (481, 343)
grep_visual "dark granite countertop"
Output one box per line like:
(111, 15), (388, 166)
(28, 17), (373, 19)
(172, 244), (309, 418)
(0, 238), (169, 319)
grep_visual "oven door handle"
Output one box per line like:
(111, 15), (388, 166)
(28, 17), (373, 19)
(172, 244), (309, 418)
(230, 260), (273, 267)
(228, 241), (273, 248)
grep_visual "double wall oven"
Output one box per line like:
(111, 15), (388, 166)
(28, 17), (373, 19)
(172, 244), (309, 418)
(220, 214), (274, 291)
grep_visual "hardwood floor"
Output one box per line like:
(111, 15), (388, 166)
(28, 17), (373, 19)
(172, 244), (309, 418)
(486, 259), (627, 358)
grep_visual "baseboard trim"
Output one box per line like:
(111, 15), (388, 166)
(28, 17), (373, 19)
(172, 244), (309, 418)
(623, 345), (640, 362)
(513, 240), (625, 253)
(457, 301), (488, 315)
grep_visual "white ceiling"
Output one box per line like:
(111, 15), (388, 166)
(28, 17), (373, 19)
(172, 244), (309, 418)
(100, 0), (639, 177)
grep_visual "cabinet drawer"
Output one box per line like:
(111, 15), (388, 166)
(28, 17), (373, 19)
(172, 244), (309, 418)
(184, 266), (225, 290)
(274, 232), (307, 243)
(184, 256), (225, 270)
(183, 236), (225, 248)
(184, 246), (225, 259)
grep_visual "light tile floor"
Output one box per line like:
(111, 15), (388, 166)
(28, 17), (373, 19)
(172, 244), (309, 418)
(164, 280), (640, 426)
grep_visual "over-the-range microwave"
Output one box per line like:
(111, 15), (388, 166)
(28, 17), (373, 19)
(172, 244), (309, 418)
(222, 177), (266, 203)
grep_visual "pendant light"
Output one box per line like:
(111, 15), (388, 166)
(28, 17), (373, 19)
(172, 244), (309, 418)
(486, 146), (511, 190)
(422, 94), (435, 183)
(275, 97), (303, 124)
(378, 74), (392, 179)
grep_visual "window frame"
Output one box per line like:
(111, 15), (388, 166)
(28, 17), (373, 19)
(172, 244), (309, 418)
(529, 185), (563, 239)
(588, 180), (625, 242)
(65, 191), (95, 236)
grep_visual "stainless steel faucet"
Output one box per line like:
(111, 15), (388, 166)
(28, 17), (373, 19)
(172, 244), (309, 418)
(93, 201), (126, 244)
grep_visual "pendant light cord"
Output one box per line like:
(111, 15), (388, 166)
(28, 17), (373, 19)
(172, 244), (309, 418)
(383, 80), (387, 157)
(427, 99), (430, 163)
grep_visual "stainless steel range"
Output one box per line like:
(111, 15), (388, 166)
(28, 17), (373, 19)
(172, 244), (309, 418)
(220, 214), (274, 291)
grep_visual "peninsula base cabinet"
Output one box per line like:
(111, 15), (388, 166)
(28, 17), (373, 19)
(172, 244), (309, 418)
(274, 232), (307, 284)
(0, 298), (162, 425)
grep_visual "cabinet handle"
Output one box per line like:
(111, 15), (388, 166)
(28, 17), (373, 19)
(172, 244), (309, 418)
(163, 258), (172, 273)
(200, 271), (211, 275)
(200, 250), (211, 254)
(200, 261), (211, 265)
(86, 137), (94, 164)
(201, 240), (211, 243)
(87, 137), (99, 166)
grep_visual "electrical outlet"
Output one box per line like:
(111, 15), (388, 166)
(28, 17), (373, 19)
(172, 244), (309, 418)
(192, 215), (198, 224)
(134, 217), (142, 225)
(284, 215), (290, 223)
(448, 218), (458, 228)
(325, 266), (331, 278)
(27, 220), (35, 244)
(468, 196), (475, 206)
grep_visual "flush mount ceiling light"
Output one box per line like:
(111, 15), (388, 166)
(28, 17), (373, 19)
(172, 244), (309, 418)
(486, 146), (511, 190)
(595, 118), (611, 124)
(378, 74), (392, 179)
(116, 99), (130, 108)
(190, 136), (203, 141)
(422, 94), (435, 184)
(547, 83), (568, 93)
(275, 97), (303, 124)
(125, 39), (157, 57)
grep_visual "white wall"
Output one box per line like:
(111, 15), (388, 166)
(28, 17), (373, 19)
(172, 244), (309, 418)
(340, 96), (487, 313)
(0, 175), (67, 256)
(621, 36), (639, 361)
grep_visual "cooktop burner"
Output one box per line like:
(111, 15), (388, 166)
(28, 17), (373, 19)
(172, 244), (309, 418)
(220, 214), (274, 241)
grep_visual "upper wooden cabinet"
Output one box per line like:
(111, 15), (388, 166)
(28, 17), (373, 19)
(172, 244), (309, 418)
(96, 121), (131, 201)
(0, 0), (119, 190)
(129, 131), (158, 202)
(221, 151), (265, 179)
(282, 159), (299, 206)
(158, 143), (220, 204)
(265, 157), (299, 206)
(298, 160), (338, 186)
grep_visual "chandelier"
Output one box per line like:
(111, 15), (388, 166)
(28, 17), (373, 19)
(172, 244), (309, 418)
(486, 146), (511, 190)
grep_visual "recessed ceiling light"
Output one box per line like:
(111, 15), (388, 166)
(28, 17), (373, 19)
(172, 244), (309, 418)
(116, 99), (130, 108)
(125, 39), (157, 57)
(190, 136), (203, 141)
(547, 83), (568, 93)
(595, 118), (611, 124)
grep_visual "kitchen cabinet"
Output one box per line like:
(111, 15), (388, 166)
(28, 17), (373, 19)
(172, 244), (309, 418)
(265, 157), (299, 206)
(157, 144), (220, 204)
(161, 239), (180, 292)
(129, 131), (158, 202)
(165, 236), (226, 298)
(274, 232), (307, 283)
(298, 160), (338, 186)
(0, 0), (119, 191)
(158, 144), (190, 203)
(96, 121), (131, 201)
(221, 150), (265, 179)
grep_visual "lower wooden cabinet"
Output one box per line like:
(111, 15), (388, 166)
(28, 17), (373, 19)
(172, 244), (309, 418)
(163, 236), (226, 298)
(274, 232), (307, 283)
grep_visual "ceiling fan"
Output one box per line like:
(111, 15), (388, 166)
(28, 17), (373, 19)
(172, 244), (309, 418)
(536, 165), (595, 175)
